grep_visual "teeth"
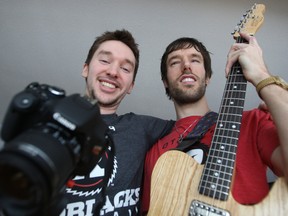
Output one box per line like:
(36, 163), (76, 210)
(101, 81), (116, 88)
(182, 78), (195, 82)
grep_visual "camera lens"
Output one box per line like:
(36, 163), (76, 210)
(0, 124), (79, 215)
(0, 153), (48, 201)
(0, 164), (34, 200)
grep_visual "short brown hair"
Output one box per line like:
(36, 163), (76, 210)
(85, 29), (140, 81)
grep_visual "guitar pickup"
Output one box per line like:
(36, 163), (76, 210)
(189, 200), (230, 216)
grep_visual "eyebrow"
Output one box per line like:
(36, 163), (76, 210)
(98, 50), (135, 68)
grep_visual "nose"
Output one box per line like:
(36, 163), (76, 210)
(183, 60), (192, 72)
(107, 64), (119, 77)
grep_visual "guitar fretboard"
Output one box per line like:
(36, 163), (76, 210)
(198, 39), (247, 200)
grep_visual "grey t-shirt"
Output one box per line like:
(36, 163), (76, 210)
(60, 113), (174, 216)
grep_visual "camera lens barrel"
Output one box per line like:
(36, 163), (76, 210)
(0, 124), (77, 215)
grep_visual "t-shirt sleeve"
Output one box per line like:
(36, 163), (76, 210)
(140, 115), (174, 149)
(257, 111), (280, 171)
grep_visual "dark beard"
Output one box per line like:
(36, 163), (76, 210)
(169, 83), (206, 104)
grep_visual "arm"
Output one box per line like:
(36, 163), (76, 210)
(225, 32), (288, 179)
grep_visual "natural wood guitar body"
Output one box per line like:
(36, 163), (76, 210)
(148, 150), (288, 216)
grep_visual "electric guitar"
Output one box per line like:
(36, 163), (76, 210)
(148, 4), (288, 216)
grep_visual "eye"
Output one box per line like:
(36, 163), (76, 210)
(190, 56), (202, 63)
(120, 62), (133, 73)
(170, 61), (180, 67)
(121, 67), (130, 73)
(191, 59), (200, 63)
(99, 59), (110, 64)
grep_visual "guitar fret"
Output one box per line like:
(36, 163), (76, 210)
(221, 107), (245, 113)
(227, 77), (246, 82)
(222, 98), (245, 102)
(216, 122), (241, 129)
(218, 112), (243, 116)
(206, 158), (236, 169)
(210, 148), (237, 157)
(221, 114), (243, 119)
(206, 156), (236, 166)
(217, 119), (242, 124)
(220, 106), (245, 114)
(201, 175), (232, 187)
(228, 75), (245, 79)
(204, 168), (234, 178)
(213, 135), (239, 142)
(208, 149), (237, 158)
(221, 102), (245, 107)
(199, 48), (246, 201)
(223, 91), (246, 99)
(226, 81), (247, 88)
(225, 85), (246, 90)
(224, 88), (246, 93)
(221, 103), (246, 109)
(198, 181), (230, 201)
(216, 121), (241, 126)
(228, 76), (246, 82)
(220, 103), (245, 108)
(214, 132), (240, 138)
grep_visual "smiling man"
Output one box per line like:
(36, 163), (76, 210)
(82, 40), (135, 114)
(142, 34), (288, 214)
(59, 29), (174, 216)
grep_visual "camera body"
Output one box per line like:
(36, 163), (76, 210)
(0, 82), (110, 215)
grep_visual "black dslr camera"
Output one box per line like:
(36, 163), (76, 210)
(0, 82), (110, 215)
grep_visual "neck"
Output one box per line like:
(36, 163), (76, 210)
(99, 104), (118, 115)
(84, 90), (118, 115)
(174, 96), (211, 120)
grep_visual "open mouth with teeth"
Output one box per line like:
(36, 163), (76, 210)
(100, 81), (116, 89)
(181, 76), (196, 85)
(181, 77), (195, 83)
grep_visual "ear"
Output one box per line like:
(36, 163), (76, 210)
(205, 77), (211, 86)
(163, 79), (168, 88)
(127, 82), (135, 94)
(82, 64), (89, 78)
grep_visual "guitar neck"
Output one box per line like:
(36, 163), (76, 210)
(199, 37), (248, 200)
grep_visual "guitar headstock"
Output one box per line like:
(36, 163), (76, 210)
(232, 4), (265, 38)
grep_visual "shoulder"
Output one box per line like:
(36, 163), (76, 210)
(118, 112), (175, 125)
(243, 108), (273, 121)
(118, 113), (175, 138)
(242, 108), (275, 132)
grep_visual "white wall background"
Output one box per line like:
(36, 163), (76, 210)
(0, 0), (287, 127)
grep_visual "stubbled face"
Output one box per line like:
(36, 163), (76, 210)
(82, 40), (135, 111)
(164, 47), (210, 104)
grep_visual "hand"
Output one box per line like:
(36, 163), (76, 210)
(225, 33), (270, 86)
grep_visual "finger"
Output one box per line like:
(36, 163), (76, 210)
(232, 43), (248, 50)
(239, 32), (259, 47)
(239, 32), (252, 41)
(225, 47), (240, 76)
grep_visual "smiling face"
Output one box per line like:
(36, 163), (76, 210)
(164, 47), (210, 104)
(82, 40), (136, 114)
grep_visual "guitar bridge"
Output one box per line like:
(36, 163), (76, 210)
(189, 200), (230, 216)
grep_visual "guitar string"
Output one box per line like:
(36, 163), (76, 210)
(213, 49), (235, 202)
(208, 36), (246, 205)
(223, 35), (245, 202)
